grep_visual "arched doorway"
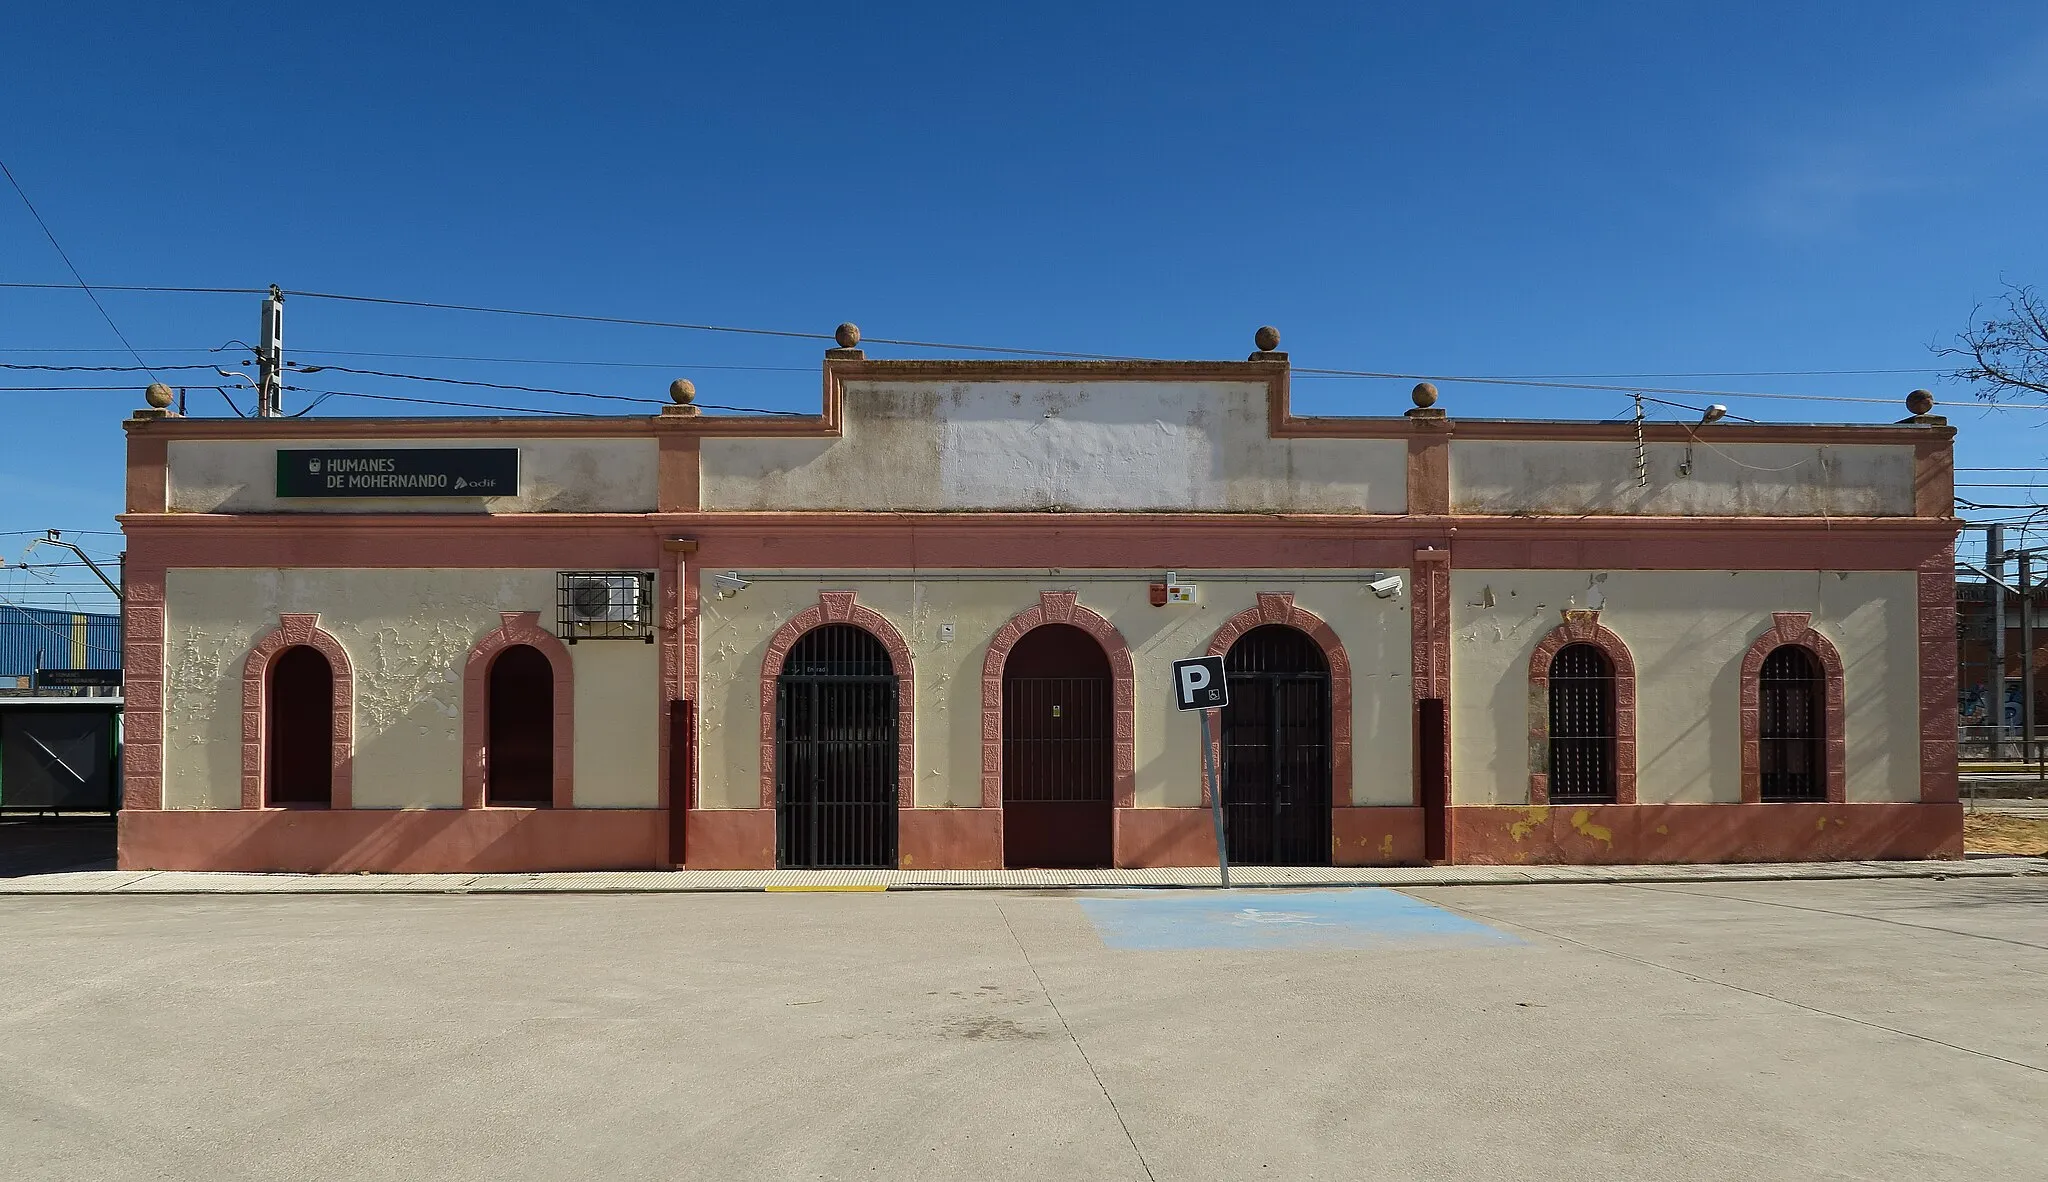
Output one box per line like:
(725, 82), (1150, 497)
(268, 644), (334, 807)
(487, 644), (554, 806)
(775, 624), (899, 869)
(1220, 624), (1332, 865)
(1002, 623), (1113, 868)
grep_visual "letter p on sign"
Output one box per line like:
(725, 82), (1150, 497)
(1172, 656), (1229, 711)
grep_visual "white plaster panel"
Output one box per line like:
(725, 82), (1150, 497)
(571, 641), (660, 807)
(700, 381), (1407, 513)
(1448, 570), (1920, 806)
(168, 438), (657, 514)
(694, 573), (1413, 814)
(1449, 440), (1916, 516)
(161, 569), (657, 810)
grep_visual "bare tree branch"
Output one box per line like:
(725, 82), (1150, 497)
(1937, 282), (2048, 401)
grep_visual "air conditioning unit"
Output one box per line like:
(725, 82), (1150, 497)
(566, 574), (643, 623)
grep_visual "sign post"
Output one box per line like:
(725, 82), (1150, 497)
(1172, 655), (1231, 888)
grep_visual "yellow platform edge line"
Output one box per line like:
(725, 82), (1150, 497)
(762, 884), (890, 893)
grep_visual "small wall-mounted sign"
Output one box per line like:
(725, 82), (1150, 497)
(35, 668), (122, 688)
(276, 448), (520, 498)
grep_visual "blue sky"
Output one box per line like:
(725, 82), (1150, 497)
(6, 1), (2048, 611)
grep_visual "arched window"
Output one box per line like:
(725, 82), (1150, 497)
(487, 644), (555, 806)
(268, 645), (334, 807)
(1547, 642), (1615, 802)
(775, 624), (898, 869)
(1759, 645), (1826, 802)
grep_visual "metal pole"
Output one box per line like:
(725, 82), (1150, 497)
(1203, 708), (1229, 889)
(257, 285), (284, 417)
(2022, 552), (2036, 778)
(1990, 525), (2007, 761)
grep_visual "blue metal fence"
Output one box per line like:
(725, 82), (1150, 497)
(0, 606), (122, 680)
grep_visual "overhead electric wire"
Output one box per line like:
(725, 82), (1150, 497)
(0, 277), (2030, 410)
(0, 160), (162, 382)
(286, 361), (664, 405)
(0, 361), (225, 373)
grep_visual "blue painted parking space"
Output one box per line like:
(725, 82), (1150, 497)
(1078, 888), (1524, 951)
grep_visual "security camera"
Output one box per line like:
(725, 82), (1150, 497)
(1368, 574), (1404, 599)
(713, 571), (750, 598)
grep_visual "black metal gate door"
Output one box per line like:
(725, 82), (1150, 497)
(776, 624), (898, 869)
(1002, 623), (1114, 868)
(1221, 625), (1332, 865)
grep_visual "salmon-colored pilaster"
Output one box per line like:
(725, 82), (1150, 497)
(1918, 544), (1960, 804)
(126, 435), (167, 513)
(1405, 414), (1451, 515)
(1411, 546), (1452, 810)
(1736, 613), (1848, 805)
(460, 612), (575, 809)
(1204, 592), (1351, 806)
(119, 564), (167, 810)
(983, 591), (1137, 809)
(657, 433), (701, 511)
(240, 614), (355, 810)
(1527, 609), (1638, 807)
(758, 592), (916, 809)
(897, 808), (1004, 870)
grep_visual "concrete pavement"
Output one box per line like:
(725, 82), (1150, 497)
(1, 877), (2044, 1180)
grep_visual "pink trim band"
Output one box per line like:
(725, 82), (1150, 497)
(460, 612), (576, 810)
(240, 614), (355, 810)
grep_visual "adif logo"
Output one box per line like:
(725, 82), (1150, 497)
(307, 458), (322, 474)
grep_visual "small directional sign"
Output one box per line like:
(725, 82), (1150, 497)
(1172, 655), (1229, 711)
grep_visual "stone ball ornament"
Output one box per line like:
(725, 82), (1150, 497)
(669, 378), (697, 405)
(1254, 325), (1281, 352)
(1411, 382), (1439, 408)
(835, 322), (861, 349)
(1906, 389), (1935, 415)
(144, 381), (175, 409)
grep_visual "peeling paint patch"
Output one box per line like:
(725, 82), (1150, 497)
(1380, 833), (1395, 857)
(1569, 809), (1613, 846)
(1507, 807), (1550, 841)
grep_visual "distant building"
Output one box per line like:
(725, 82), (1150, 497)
(0, 605), (120, 694)
(115, 331), (1961, 873)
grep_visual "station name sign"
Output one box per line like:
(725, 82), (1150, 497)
(275, 448), (520, 498)
(35, 668), (122, 688)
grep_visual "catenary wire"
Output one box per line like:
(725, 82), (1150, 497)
(0, 280), (2024, 408)
(0, 161), (162, 381)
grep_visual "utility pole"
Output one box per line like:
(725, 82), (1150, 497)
(1990, 524), (2007, 760)
(2022, 551), (2036, 772)
(255, 284), (284, 416)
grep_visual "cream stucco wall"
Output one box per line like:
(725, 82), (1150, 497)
(1449, 570), (1920, 806)
(694, 572), (1414, 812)
(1449, 440), (1916, 516)
(167, 438), (658, 514)
(700, 381), (1409, 513)
(161, 568), (658, 809)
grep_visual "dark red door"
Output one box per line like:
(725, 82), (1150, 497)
(1002, 624), (1113, 869)
(267, 645), (333, 807)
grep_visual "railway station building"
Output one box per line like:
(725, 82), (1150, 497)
(114, 329), (1963, 872)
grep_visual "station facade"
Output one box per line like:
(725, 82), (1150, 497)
(115, 334), (1963, 872)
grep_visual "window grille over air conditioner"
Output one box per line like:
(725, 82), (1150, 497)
(556, 571), (655, 643)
